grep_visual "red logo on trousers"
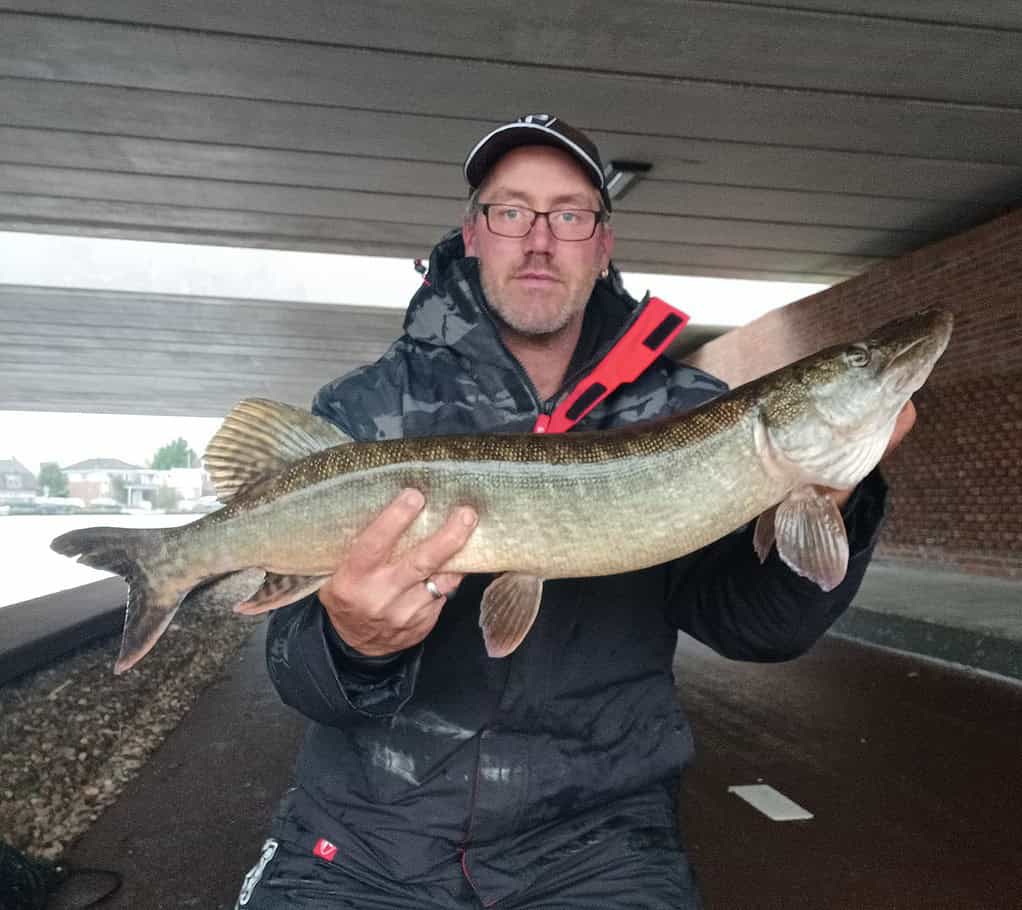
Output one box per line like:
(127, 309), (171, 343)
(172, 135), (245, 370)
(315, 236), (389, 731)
(313, 838), (338, 862)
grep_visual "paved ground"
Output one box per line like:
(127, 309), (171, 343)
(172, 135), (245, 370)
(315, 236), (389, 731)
(676, 633), (1022, 910)
(834, 563), (1022, 681)
(46, 564), (1021, 909)
(857, 564), (1021, 640)
(51, 621), (306, 910)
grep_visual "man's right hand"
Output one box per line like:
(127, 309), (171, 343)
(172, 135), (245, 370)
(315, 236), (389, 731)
(318, 488), (478, 657)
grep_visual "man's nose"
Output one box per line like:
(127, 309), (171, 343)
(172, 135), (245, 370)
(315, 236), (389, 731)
(525, 213), (556, 253)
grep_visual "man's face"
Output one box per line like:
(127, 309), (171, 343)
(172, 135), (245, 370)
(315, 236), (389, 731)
(462, 146), (614, 338)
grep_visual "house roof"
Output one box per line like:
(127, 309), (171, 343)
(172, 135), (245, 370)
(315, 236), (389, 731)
(0, 457), (37, 490)
(0, 457), (35, 476)
(63, 458), (145, 472)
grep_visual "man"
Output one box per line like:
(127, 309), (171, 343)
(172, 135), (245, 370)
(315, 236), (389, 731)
(237, 114), (906, 909)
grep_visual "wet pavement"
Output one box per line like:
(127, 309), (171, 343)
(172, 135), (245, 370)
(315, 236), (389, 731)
(51, 620), (306, 910)
(834, 563), (1022, 681)
(677, 633), (1022, 909)
(51, 615), (1022, 909)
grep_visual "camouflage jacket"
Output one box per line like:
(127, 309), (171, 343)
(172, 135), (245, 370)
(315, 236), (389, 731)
(264, 231), (886, 906)
(311, 230), (727, 439)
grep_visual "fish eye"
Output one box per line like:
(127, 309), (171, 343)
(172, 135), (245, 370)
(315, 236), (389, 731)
(846, 344), (871, 367)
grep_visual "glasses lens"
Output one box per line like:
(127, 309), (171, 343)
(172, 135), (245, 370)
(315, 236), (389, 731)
(486, 204), (533, 238)
(549, 210), (597, 241)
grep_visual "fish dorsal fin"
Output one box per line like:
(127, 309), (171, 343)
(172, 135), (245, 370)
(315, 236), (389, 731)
(204, 398), (353, 502)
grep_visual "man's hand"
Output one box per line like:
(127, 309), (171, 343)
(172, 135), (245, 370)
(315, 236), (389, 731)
(318, 488), (478, 657)
(829, 399), (917, 509)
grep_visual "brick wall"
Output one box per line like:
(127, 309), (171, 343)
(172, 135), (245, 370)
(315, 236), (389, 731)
(688, 207), (1022, 577)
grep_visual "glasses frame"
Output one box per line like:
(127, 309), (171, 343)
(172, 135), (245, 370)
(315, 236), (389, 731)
(476, 202), (607, 242)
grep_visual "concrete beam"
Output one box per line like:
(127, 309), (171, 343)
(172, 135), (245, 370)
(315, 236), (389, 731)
(8, 2), (1022, 106)
(4, 115), (1021, 204)
(743, 1), (1022, 30)
(0, 181), (930, 256)
(0, 285), (404, 416)
(0, 157), (998, 234)
(2, 15), (1022, 162)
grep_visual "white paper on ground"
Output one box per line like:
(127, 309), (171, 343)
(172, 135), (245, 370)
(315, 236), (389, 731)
(727, 784), (814, 821)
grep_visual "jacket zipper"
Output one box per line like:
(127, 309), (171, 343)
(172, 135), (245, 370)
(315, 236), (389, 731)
(533, 295), (656, 432)
(485, 310), (638, 425)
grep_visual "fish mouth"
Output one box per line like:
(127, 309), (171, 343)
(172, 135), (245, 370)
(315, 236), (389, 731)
(881, 309), (953, 397)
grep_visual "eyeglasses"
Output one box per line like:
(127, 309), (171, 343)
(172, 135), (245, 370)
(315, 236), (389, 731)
(477, 203), (606, 241)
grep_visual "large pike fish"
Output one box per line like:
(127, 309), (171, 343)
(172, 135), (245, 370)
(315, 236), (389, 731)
(52, 308), (952, 673)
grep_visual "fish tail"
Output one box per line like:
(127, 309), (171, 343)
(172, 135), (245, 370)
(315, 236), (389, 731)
(51, 526), (192, 674)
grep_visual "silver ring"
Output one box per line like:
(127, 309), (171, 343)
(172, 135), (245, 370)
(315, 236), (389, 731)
(424, 578), (444, 600)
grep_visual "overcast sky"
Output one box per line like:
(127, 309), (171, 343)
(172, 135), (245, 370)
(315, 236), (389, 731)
(1, 231), (828, 474)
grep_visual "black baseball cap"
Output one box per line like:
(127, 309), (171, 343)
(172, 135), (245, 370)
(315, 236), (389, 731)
(463, 114), (612, 212)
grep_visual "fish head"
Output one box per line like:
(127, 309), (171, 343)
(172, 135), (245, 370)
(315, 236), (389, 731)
(759, 308), (953, 488)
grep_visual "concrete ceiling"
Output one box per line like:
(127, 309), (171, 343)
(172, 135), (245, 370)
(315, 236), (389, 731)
(1, 284), (406, 415)
(2, 1), (1022, 286)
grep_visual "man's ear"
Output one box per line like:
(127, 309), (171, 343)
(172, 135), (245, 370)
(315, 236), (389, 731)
(599, 222), (615, 272)
(462, 217), (478, 256)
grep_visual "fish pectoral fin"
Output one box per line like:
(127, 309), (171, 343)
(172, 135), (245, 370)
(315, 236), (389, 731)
(236, 572), (330, 615)
(205, 399), (353, 502)
(479, 573), (544, 658)
(753, 505), (778, 563)
(772, 485), (849, 592)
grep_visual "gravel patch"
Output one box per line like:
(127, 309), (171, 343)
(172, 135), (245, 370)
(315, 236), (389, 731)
(0, 572), (263, 861)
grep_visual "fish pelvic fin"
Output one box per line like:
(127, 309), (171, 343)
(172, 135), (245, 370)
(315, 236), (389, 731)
(770, 485), (849, 592)
(204, 399), (353, 502)
(236, 572), (330, 615)
(480, 573), (544, 658)
(51, 526), (192, 674)
(753, 505), (777, 563)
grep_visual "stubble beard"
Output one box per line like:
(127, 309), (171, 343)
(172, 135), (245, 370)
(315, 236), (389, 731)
(479, 259), (596, 339)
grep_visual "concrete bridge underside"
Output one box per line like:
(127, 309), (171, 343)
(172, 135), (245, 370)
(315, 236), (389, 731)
(1, 1), (1021, 416)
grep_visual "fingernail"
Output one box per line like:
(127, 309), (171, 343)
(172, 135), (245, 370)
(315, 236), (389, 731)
(403, 489), (424, 509)
(460, 508), (477, 527)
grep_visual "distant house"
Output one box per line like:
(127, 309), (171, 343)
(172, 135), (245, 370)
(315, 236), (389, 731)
(0, 458), (37, 501)
(62, 459), (209, 509)
(63, 458), (151, 506)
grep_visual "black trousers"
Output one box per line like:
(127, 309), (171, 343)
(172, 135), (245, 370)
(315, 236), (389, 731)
(235, 823), (703, 909)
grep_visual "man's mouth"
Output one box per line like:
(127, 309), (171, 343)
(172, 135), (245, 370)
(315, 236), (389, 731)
(515, 271), (559, 282)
